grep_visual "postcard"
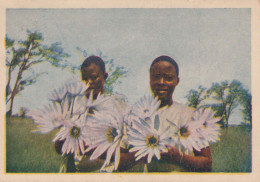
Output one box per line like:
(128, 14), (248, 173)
(1, 0), (260, 182)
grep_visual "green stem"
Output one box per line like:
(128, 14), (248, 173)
(66, 154), (76, 173)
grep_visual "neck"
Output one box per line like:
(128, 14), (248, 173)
(159, 99), (173, 108)
(86, 90), (103, 100)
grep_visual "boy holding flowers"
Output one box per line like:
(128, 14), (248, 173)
(149, 55), (212, 172)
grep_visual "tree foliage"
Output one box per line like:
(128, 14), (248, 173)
(185, 85), (206, 109)
(239, 90), (252, 127)
(5, 30), (70, 116)
(206, 80), (246, 128)
(186, 80), (250, 128)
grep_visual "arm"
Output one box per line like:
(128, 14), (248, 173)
(54, 139), (64, 155)
(117, 148), (144, 172)
(162, 145), (212, 172)
(56, 141), (141, 172)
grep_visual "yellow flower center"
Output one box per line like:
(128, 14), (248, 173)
(146, 135), (159, 148)
(106, 127), (118, 143)
(202, 122), (207, 129)
(178, 127), (190, 138)
(70, 126), (80, 139)
(88, 107), (96, 115)
(144, 109), (149, 113)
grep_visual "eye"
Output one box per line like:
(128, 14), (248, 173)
(91, 75), (98, 80)
(164, 75), (174, 81)
(152, 74), (161, 79)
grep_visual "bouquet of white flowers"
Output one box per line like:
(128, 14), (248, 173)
(125, 95), (221, 165)
(28, 78), (110, 162)
(29, 86), (221, 172)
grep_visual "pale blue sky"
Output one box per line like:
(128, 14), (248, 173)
(6, 9), (251, 124)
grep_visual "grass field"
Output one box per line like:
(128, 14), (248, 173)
(6, 116), (251, 173)
(210, 125), (251, 172)
(6, 117), (63, 173)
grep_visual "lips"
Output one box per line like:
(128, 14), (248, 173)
(156, 89), (168, 94)
(156, 88), (168, 91)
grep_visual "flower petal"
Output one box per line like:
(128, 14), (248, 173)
(90, 142), (111, 160)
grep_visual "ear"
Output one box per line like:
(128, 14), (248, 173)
(104, 72), (108, 80)
(176, 77), (180, 85)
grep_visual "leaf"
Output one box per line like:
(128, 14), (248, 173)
(5, 36), (15, 48)
(154, 115), (160, 131)
(185, 85), (207, 108)
(205, 80), (247, 127)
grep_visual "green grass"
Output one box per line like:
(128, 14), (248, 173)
(210, 125), (251, 172)
(6, 117), (251, 173)
(6, 117), (63, 173)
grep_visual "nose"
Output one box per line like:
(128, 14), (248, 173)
(87, 79), (93, 85)
(158, 77), (164, 84)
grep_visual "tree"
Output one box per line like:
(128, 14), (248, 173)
(5, 30), (70, 116)
(5, 36), (16, 101)
(206, 80), (245, 128)
(239, 89), (252, 128)
(74, 47), (128, 95)
(205, 103), (225, 128)
(185, 85), (207, 109)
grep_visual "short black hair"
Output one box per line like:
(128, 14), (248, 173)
(81, 56), (106, 73)
(150, 55), (179, 77)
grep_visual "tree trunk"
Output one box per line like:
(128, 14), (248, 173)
(7, 62), (26, 117)
(223, 108), (227, 128)
(7, 46), (32, 117)
(226, 116), (229, 128)
(225, 100), (234, 128)
(6, 64), (13, 101)
(7, 76), (20, 117)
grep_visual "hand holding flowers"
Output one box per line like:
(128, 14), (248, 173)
(29, 88), (221, 172)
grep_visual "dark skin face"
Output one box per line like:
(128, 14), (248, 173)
(81, 63), (108, 99)
(150, 61), (179, 108)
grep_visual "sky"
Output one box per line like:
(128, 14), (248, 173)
(5, 8), (251, 124)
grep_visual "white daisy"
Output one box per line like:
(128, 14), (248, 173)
(119, 105), (137, 127)
(85, 109), (125, 172)
(117, 106), (138, 149)
(48, 86), (67, 103)
(166, 111), (202, 155)
(65, 78), (89, 97)
(73, 91), (111, 116)
(192, 108), (221, 146)
(52, 114), (89, 160)
(132, 95), (161, 122)
(28, 98), (71, 134)
(128, 115), (171, 164)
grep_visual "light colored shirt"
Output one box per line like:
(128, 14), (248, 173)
(128, 101), (195, 172)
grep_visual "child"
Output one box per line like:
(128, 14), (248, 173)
(149, 55), (212, 172)
(55, 56), (124, 172)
